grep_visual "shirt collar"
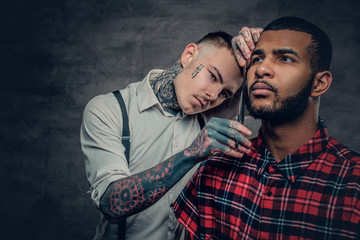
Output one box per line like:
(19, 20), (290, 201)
(252, 118), (329, 183)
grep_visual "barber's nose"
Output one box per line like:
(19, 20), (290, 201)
(255, 58), (274, 78)
(206, 87), (221, 101)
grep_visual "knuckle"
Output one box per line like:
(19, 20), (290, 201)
(224, 147), (231, 154)
(207, 131), (214, 139)
(230, 121), (240, 128)
(229, 129), (238, 138)
(241, 26), (249, 31)
(238, 134), (246, 142)
(245, 37), (252, 43)
(206, 121), (215, 129)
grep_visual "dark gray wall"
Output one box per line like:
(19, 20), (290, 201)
(1, 0), (359, 239)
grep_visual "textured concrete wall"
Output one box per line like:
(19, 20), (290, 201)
(1, 0), (359, 239)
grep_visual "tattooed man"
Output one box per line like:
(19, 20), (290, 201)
(172, 17), (360, 239)
(80, 29), (261, 240)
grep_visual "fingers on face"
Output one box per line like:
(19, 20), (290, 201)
(236, 34), (251, 57)
(250, 27), (263, 43)
(232, 37), (245, 67)
(240, 27), (255, 50)
(236, 27), (263, 58)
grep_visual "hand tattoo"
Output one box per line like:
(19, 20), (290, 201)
(184, 129), (211, 159)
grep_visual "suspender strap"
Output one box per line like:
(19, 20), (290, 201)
(112, 90), (129, 240)
(113, 91), (130, 163)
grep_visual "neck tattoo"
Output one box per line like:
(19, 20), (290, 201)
(150, 60), (183, 115)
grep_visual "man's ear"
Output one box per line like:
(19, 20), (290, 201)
(311, 71), (332, 97)
(181, 43), (198, 67)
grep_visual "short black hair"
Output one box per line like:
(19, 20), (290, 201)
(263, 16), (332, 73)
(195, 31), (233, 51)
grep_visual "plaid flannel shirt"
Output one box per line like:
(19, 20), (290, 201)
(172, 119), (360, 239)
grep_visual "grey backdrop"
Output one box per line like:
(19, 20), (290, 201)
(2, 0), (360, 239)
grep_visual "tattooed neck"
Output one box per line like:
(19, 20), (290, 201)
(150, 60), (183, 115)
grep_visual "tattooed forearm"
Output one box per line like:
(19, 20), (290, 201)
(100, 154), (196, 222)
(108, 176), (145, 217)
(192, 64), (204, 79)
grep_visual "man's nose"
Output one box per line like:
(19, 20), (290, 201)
(255, 58), (274, 78)
(206, 87), (222, 101)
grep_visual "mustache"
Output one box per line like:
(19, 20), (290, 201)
(248, 80), (278, 93)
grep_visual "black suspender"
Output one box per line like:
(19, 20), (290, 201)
(112, 90), (205, 240)
(112, 91), (129, 240)
(113, 91), (131, 163)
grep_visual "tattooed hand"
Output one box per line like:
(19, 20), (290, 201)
(232, 27), (263, 67)
(184, 117), (252, 160)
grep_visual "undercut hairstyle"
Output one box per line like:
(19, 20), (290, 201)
(263, 16), (332, 73)
(195, 31), (234, 55)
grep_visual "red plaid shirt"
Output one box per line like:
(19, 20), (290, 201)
(172, 120), (360, 239)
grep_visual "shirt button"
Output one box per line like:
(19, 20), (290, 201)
(267, 191), (273, 197)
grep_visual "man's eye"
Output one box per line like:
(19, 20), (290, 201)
(251, 57), (263, 64)
(210, 72), (216, 80)
(281, 56), (295, 63)
(220, 90), (231, 99)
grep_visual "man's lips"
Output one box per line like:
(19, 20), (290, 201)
(250, 81), (275, 96)
(195, 97), (206, 108)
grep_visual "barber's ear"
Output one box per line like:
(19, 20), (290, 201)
(311, 71), (332, 97)
(181, 43), (198, 67)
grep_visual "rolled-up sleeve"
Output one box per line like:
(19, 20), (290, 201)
(80, 94), (130, 207)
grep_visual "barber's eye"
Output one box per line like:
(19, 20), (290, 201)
(220, 90), (231, 99)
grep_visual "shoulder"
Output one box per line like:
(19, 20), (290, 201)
(83, 80), (142, 119)
(197, 153), (240, 179)
(326, 137), (360, 163)
(324, 137), (360, 178)
(86, 92), (117, 108)
(83, 92), (120, 121)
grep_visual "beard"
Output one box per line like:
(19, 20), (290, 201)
(245, 77), (314, 125)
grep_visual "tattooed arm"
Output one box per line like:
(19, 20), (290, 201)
(99, 117), (252, 223)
